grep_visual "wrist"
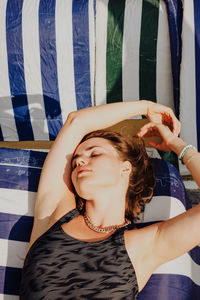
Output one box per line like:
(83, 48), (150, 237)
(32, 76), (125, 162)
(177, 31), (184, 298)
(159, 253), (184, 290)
(167, 136), (187, 155)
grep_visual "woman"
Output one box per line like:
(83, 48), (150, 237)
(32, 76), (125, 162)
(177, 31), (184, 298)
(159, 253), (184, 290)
(20, 101), (200, 299)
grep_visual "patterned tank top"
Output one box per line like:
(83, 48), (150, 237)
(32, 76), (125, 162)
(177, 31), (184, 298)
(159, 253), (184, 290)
(20, 208), (139, 299)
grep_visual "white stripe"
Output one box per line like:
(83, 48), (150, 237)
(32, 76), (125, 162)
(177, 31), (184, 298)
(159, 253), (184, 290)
(0, 0), (18, 141)
(180, 0), (198, 147)
(136, 196), (186, 223)
(156, 1), (174, 109)
(122, 0), (142, 102)
(22, 0), (49, 140)
(0, 188), (35, 216)
(0, 162), (42, 169)
(95, 0), (109, 106)
(89, 0), (95, 106)
(0, 239), (28, 269)
(154, 252), (200, 286)
(0, 295), (19, 300)
(55, 0), (77, 123)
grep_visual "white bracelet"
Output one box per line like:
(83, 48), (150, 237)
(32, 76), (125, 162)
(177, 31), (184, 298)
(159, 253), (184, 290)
(179, 145), (197, 164)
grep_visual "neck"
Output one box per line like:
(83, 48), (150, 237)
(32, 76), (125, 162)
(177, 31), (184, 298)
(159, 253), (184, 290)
(84, 189), (126, 227)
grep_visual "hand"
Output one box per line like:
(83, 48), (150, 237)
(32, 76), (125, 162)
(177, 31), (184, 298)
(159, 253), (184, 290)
(137, 122), (178, 152)
(145, 101), (181, 136)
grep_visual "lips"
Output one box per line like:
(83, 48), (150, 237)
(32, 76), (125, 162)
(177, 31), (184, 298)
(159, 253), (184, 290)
(77, 168), (92, 176)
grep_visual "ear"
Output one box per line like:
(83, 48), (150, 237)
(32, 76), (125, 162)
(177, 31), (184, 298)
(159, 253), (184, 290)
(121, 160), (132, 176)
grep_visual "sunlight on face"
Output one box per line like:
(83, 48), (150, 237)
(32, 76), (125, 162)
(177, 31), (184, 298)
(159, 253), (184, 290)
(71, 137), (124, 199)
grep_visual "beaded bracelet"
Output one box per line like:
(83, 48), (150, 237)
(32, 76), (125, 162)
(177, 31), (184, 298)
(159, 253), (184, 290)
(179, 145), (197, 164)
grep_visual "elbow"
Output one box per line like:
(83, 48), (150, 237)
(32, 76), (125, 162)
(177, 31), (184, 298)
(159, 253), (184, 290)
(67, 111), (78, 124)
(66, 111), (87, 132)
(66, 111), (81, 126)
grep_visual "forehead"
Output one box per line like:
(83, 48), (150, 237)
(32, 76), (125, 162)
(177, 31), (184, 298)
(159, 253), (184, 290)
(74, 137), (116, 155)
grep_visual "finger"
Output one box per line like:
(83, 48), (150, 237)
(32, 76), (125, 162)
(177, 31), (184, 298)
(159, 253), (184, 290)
(148, 141), (169, 152)
(165, 111), (180, 136)
(176, 120), (181, 136)
(171, 117), (179, 135)
(148, 141), (163, 150)
(137, 122), (156, 137)
(141, 128), (158, 137)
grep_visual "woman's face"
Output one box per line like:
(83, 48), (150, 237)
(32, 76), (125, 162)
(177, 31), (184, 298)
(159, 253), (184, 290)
(71, 137), (128, 199)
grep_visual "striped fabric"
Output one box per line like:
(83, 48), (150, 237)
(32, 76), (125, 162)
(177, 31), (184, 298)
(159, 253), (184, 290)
(95, 0), (174, 109)
(95, 0), (181, 168)
(0, 148), (200, 299)
(0, 0), (95, 141)
(180, 0), (200, 152)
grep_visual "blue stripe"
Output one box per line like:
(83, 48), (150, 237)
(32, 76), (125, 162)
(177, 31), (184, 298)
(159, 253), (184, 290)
(194, 0), (200, 151)
(72, 0), (92, 110)
(93, 0), (96, 16)
(164, 0), (183, 118)
(39, 0), (63, 140)
(138, 273), (200, 299)
(0, 164), (41, 192)
(0, 125), (3, 141)
(0, 148), (47, 167)
(6, 0), (34, 140)
(0, 213), (33, 242)
(151, 158), (191, 210)
(0, 266), (22, 295)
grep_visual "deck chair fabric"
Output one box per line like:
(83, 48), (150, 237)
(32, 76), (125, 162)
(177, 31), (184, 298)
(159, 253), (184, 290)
(0, 148), (200, 299)
(95, 0), (182, 168)
(0, 0), (95, 141)
(95, 0), (177, 111)
(0, 0), (183, 143)
(180, 0), (200, 152)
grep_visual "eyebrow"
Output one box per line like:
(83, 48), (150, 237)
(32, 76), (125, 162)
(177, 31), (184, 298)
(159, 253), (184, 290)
(71, 146), (103, 165)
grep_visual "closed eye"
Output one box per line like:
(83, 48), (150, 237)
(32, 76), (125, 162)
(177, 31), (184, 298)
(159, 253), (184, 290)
(71, 147), (104, 170)
(90, 152), (101, 157)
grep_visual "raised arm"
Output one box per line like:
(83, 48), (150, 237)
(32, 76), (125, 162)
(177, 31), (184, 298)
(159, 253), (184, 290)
(137, 122), (200, 268)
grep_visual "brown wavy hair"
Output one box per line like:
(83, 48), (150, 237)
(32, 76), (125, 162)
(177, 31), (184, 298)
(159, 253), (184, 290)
(74, 130), (155, 221)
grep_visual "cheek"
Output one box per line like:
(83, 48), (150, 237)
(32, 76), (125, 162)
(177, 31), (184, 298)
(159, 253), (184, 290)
(95, 158), (121, 181)
(71, 171), (76, 184)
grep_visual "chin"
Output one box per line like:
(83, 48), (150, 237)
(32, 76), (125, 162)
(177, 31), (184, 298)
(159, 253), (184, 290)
(74, 181), (99, 200)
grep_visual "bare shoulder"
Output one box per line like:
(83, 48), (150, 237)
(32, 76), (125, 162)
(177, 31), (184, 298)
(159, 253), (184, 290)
(28, 196), (76, 250)
(124, 224), (160, 292)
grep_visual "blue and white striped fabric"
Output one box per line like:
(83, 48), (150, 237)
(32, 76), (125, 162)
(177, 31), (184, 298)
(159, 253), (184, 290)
(180, 0), (200, 152)
(0, 0), (95, 141)
(0, 148), (200, 299)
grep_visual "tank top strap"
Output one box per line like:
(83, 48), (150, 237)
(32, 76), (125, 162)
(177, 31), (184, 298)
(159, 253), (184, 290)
(58, 207), (80, 225)
(113, 220), (136, 241)
(49, 208), (80, 232)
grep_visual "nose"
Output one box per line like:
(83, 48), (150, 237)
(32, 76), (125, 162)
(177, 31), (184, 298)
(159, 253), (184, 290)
(76, 156), (88, 167)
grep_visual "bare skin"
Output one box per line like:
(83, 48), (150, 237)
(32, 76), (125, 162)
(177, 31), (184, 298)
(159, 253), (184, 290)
(28, 101), (200, 293)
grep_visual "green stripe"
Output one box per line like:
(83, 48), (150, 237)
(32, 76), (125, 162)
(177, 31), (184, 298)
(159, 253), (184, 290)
(106, 0), (126, 103)
(139, 0), (159, 102)
(139, 1), (178, 168)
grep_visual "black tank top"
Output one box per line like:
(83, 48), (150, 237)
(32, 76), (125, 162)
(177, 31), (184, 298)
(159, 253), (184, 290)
(20, 208), (139, 299)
